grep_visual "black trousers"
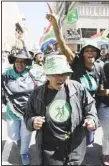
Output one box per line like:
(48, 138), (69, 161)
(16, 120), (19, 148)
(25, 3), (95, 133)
(43, 149), (65, 165)
(42, 132), (86, 165)
(42, 149), (83, 165)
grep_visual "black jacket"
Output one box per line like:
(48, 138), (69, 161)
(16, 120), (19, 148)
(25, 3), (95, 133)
(24, 80), (98, 165)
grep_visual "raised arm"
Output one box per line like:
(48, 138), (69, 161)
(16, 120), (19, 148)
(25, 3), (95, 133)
(46, 3), (75, 63)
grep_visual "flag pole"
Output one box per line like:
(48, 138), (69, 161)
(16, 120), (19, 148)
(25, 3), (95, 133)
(78, 20), (83, 50)
(80, 27), (83, 50)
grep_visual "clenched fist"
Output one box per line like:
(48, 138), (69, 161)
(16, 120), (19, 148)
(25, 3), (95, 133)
(83, 119), (96, 131)
(33, 116), (45, 130)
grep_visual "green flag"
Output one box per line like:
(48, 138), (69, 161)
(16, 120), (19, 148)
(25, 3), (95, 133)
(66, 8), (78, 24)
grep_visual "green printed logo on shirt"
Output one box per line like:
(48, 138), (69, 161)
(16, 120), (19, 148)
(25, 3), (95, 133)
(80, 73), (97, 93)
(49, 100), (70, 123)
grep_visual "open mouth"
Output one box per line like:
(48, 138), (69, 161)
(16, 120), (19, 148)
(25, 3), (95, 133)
(57, 82), (64, 86)
(88, 56), (94, 58)
(88, 56), (95, 60)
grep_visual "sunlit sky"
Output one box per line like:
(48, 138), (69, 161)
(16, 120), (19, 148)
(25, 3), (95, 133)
(17, 2), (51, 48)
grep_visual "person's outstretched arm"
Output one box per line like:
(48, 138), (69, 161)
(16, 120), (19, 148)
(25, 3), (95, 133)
(46, 3), (75, 64)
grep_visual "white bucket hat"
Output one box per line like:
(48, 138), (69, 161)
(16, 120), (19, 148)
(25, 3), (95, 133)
(44, 55), (73, 75)
(82, 40), (100, 51)
(79, 40), (101, 59)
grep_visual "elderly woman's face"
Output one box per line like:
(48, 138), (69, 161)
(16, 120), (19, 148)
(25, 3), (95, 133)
(83, 46), (97, 65)
(15, 58), (26, 73)
(47, 73), (69, 90)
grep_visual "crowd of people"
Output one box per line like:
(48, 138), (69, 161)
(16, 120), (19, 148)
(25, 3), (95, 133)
(2, 4), (109, 166)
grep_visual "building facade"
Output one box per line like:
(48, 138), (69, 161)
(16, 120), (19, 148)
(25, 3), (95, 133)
(2, 2), (25, 52)
(54, 1), (109, 51)
(2, 2), (27, 72)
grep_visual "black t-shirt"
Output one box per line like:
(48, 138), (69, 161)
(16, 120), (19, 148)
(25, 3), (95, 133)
(43, 86), (71, 149)
(70, 56), (105, 97)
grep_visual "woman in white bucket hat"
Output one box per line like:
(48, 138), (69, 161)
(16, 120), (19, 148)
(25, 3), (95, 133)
(24, 54), (98, 165)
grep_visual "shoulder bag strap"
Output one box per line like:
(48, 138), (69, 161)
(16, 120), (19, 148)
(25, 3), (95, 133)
(29, 71), (37, 87)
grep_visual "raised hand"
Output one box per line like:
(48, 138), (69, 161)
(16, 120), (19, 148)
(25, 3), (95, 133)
(46, 2), (57, 26)
(46, 2), (75, 63)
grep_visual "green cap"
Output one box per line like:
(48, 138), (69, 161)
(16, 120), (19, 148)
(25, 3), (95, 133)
(44, 55), (73, 75)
